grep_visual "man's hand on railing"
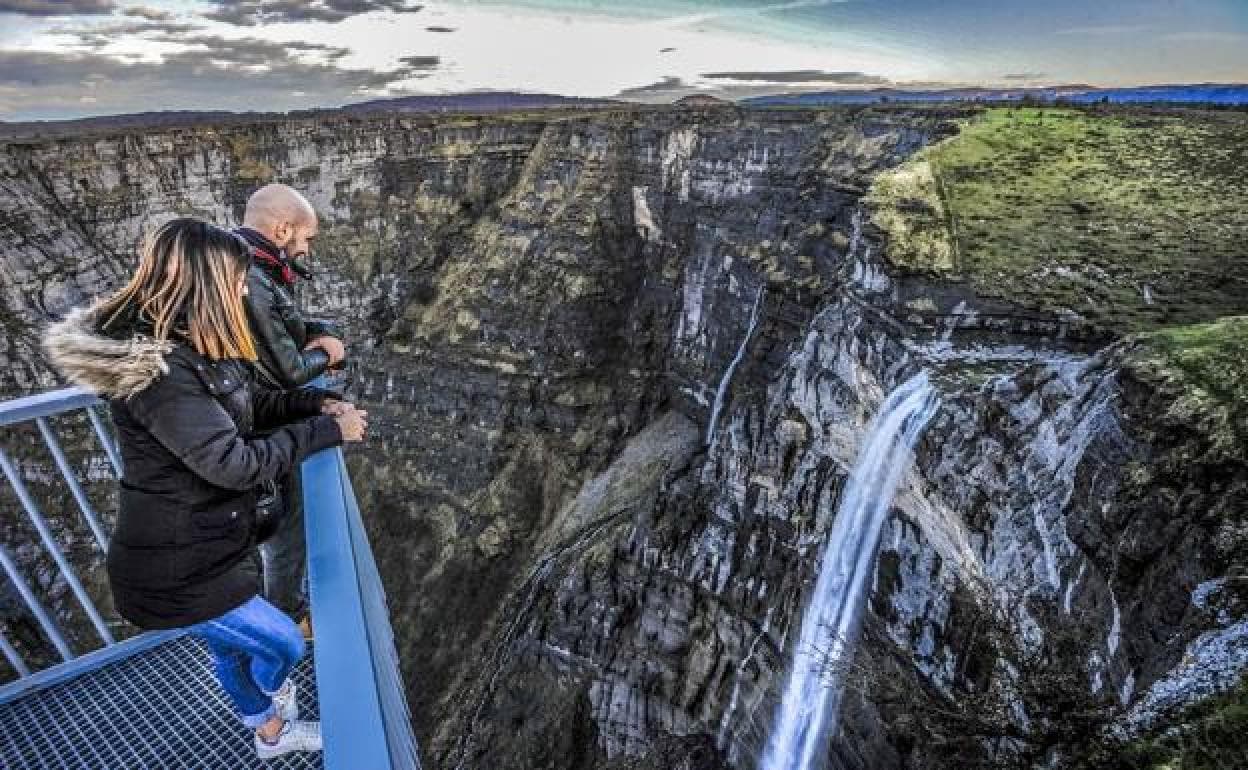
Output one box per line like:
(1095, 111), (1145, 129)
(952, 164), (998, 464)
(305, 336), (347, 369)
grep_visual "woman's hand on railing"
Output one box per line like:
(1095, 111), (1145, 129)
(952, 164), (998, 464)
(332, 406), (369, 442)
(320, 399), (352, 417)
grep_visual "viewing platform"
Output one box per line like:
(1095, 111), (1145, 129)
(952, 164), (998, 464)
(0, 387), (421, 769)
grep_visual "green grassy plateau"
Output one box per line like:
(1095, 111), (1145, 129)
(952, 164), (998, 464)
(867, 106), (1248, 336)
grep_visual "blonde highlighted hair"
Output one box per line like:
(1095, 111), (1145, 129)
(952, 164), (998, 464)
(98, 218), (257, 361)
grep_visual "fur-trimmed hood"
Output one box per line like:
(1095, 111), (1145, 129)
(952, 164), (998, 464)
(43, 301), (174, 400)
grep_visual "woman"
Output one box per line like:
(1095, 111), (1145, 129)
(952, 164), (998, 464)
(44, 218), (368, 760)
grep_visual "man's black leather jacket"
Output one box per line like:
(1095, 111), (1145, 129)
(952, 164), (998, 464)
(237, 228), (342, 389)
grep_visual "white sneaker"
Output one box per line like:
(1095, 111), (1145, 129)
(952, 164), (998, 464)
(254, 719), (322, 759)
(272, 679), (299, 722)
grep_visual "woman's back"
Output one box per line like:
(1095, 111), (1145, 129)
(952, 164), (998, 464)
(45, 299), (339, 630)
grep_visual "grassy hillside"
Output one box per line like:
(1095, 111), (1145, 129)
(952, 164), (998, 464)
(1125, 315), (1248, 454)
(867, 106), (1248, 335)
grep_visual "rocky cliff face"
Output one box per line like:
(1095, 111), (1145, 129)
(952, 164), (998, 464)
(2, 104), (1245, 770)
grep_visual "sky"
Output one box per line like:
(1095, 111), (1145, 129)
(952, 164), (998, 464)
(0, 0), (1245, 121)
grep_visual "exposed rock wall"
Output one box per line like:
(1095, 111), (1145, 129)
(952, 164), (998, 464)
(2, 105), (1244, 770)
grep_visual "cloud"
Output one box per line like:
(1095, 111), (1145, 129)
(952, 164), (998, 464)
(1161, 31), (1248, 43)
(1002, 72), (1048, 81)
(0, 39), (425, 119)
(615, 72), (913, 104)
(51, 18), (208, 49)
(425, 25), (454, 32)
(162, 34), (354, 62)
(614, 76), (689, 98)
(49, 17), (207, 51)
(1054, 24), (1149, 37)
(0, 0), (114, 15)
(660, 0), (840, 28)
(898, 80), (977, 89)
(122, 5), (173, 20)
(700, 69), (889, 84)
(201, 0), (423, 26)
(398, 55), (439, 70)
(50, 18), (366, 64)
(0, 7), (444, 118)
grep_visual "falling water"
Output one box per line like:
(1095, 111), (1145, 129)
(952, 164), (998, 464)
(706, 285), (765, 446)
(761, 372), (940, 770)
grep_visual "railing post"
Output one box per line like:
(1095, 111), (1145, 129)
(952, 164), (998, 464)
(35, 417), (110, 552)
(0, 447), (115, 645)
(85, 406), (123, 477)
(0, 545), (73, 663)
(0, 628), (31, 678)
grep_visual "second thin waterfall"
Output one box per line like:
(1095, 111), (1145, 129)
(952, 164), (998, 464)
(761, 372), (940, 770)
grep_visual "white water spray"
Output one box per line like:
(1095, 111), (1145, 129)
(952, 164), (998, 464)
(761, 373), (940, 770)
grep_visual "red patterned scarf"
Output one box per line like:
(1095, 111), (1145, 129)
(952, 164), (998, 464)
(251, 243), (297, 286)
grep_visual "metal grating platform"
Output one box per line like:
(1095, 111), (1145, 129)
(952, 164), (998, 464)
(0, 634), (323, 769)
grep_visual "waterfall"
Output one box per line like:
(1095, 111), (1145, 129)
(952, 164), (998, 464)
(706, 285), (765, 446)
(761, 373), (940, 770)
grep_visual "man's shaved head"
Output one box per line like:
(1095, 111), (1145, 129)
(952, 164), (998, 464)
(243, 184), (319, 259)
(243, 184), (315, 232)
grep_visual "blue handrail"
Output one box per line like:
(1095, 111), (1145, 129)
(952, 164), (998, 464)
(303, 448), (423, 770)
(0, 387), (98, 428)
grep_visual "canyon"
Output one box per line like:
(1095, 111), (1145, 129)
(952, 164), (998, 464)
(1, 103), (1246, 769)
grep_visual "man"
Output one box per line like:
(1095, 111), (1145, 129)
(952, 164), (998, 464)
(236, 183), (347, 632)
(236, 184), (345, 388)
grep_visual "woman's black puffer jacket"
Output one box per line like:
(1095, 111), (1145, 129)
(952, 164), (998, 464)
(44, 303), (342, 629)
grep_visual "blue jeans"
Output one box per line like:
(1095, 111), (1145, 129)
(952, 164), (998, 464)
(188, 596), (305, 728)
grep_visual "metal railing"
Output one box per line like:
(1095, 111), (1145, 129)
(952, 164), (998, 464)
(0, 387), (422, 769)
(0, 387), (123, 677)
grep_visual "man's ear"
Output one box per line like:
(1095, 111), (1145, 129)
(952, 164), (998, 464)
(274, 221), (291, 246)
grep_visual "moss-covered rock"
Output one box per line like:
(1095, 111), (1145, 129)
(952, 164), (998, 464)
(1124, 316), (1248, 457)
(864, 158), (956, 273)
(1110, 674), (1248, 770)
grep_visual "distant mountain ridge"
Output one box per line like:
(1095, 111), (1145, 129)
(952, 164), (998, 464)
(0, 92), (622, 139)
(3, 85), (1244, 140)
(743, 83), (1248, 107)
